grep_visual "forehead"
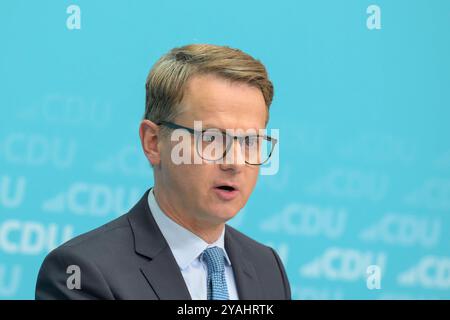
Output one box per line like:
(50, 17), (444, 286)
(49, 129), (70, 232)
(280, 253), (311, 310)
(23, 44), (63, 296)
(178, 74), (267, 130)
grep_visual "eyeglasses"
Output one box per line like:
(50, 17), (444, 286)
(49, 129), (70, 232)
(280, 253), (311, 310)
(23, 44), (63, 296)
(157, 121), (277, 165)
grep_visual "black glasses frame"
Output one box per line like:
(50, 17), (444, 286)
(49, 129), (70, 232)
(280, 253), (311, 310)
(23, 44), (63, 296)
(157, 120), (277, 165)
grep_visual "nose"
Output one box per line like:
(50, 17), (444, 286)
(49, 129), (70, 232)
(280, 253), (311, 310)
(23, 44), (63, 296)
(219, 137), (245, 170)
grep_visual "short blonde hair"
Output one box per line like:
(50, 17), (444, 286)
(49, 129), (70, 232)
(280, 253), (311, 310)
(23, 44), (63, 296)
(144, 44), (274, 127)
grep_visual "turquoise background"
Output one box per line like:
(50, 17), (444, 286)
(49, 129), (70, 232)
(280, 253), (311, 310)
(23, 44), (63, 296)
(1, 0), (450, 299)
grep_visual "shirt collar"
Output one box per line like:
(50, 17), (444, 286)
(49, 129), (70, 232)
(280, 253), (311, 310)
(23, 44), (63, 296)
(147, 188), (231, 270)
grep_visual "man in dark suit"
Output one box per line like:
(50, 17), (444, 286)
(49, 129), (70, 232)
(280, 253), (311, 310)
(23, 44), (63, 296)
(36, 44), (291, 300)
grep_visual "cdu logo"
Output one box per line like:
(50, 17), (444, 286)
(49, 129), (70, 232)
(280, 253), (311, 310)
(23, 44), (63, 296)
(397, 256), (450, 290)
(261, 203), (347, 239)
(0, 175), (26, 209)
(300, 247), (387, 282)
(42, 183), (141, 217)
(3, 133), (77, 169)
(0, 220), (74, 255)
(360, 213), (441, 248)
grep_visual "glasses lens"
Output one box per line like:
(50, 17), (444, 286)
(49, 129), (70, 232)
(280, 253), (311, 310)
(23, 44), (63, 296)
(197, 129), (274, 165)
(197, 129), (227, 161)
(244, 136), (273, 165)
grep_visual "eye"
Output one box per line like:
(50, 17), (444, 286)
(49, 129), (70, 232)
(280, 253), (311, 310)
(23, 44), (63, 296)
(202, 134), (215, 142)
(244, 136), (258, 147)
(202, 129), (225, 144)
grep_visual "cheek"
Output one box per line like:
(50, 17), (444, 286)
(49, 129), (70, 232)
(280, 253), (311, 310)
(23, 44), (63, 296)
(169, 163), (213, 191)
(243, 168), (259, 195)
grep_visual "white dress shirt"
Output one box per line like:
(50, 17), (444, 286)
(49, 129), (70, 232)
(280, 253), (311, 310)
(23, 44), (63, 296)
(147, 188), (239, 300)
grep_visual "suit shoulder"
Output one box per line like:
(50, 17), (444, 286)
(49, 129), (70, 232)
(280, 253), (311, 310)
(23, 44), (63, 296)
(53, 213), (132, 256)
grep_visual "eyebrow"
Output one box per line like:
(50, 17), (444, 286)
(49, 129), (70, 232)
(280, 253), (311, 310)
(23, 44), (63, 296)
(201, 123), (261, 131)
(201, 123), (231, 133)
(203, 126), (264, 138)
(200, 123), (216, 129)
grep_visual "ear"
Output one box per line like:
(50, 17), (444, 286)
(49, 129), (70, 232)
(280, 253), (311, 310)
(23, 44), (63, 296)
(139, 119), (161, 166)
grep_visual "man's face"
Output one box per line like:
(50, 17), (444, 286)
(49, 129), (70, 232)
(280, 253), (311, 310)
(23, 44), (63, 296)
(157, 74), (267, 226)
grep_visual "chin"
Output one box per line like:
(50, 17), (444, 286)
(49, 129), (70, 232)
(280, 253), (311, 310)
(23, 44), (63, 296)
(206, 205), (240, 223)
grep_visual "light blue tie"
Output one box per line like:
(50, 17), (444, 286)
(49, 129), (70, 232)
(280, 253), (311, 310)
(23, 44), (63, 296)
(202, 246), (229, 300)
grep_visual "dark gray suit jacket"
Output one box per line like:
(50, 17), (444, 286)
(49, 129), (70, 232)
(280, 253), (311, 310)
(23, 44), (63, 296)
(35, 189), (291, 300)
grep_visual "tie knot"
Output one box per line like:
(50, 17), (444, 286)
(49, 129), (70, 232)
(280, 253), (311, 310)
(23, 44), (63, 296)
(202, 246), (226, 274)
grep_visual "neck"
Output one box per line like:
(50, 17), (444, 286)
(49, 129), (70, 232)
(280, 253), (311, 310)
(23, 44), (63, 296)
(153, 186), (225, 244)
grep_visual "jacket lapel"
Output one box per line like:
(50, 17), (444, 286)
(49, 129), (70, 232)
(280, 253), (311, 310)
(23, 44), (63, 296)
(225, 225), (264, 299)
(127, 189), (192, 300)
(139, 247), (192, 300)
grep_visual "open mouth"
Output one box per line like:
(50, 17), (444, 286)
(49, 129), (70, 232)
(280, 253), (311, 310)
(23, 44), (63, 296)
(215, 185), (236, 192)
(213, 184), (239, 200)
